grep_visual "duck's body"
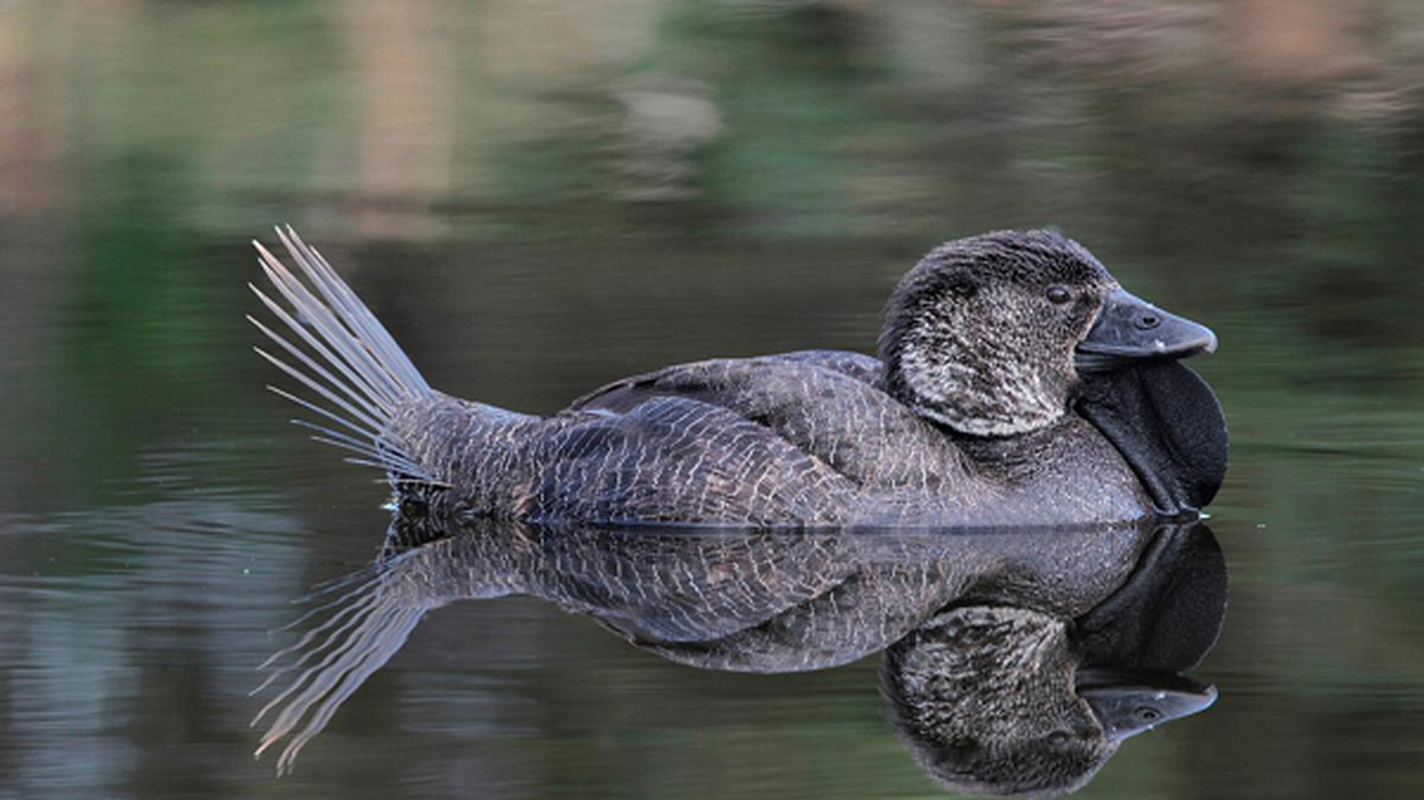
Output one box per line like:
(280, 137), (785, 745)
(391, 351), (1148, 526)
(249, 228), (1225, 528)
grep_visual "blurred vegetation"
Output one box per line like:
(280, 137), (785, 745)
(2, 1), (1424, 798)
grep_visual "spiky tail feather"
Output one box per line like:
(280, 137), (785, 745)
(248, 226), (439, 487)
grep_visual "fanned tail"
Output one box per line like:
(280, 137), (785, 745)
(249, 226), (439, 487)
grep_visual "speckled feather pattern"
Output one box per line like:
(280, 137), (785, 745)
(252, 228), (1156, 528)
(387, 351), (1149, 526)
(880, 230), (1112, 436)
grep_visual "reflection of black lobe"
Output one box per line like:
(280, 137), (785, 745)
(1076, 522), (1228, 673)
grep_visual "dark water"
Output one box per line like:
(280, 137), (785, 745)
(4, 2), (1424, 798)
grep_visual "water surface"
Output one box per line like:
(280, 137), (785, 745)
(3, 2), (1424, 798)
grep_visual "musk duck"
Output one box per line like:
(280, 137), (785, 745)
(248, 227), (1226, 526)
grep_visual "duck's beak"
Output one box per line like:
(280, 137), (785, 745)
(1078, 670), (1218, 741)
(1075, 289), (1217, 373)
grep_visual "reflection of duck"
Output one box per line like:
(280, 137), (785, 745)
(250, 227), (1225, 526)
(253, 517), (1227, 788)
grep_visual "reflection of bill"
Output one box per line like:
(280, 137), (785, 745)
(252, 518), (1226, 794)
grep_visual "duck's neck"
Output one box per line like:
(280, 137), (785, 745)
(944, 417), (1080, 481)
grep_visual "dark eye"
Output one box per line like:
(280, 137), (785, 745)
(1046, 286), (1072, 305)
(1046, 731), (1071, 749)
(948, 277), (978, 299)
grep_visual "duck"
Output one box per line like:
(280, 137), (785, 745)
(248, 227), (1226, 527)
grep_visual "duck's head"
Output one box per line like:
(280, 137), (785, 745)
(880, 229), (1216, 438)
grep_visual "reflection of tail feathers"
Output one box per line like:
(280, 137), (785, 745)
(250, 554), (430, 776)
(248, 226), (441, 488)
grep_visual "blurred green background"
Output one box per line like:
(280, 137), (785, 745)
(2, 1), (1423, 798)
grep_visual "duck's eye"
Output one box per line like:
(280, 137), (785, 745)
(1046, 286), (1072, 305)
(948, 277), (978, 299)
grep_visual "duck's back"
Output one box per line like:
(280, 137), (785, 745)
(390, 350), (977, 525)
(570, 350), (971, 490)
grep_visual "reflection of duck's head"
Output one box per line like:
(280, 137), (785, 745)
(879, 229), (1215, 437)
(881, 606), (1116, 797)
